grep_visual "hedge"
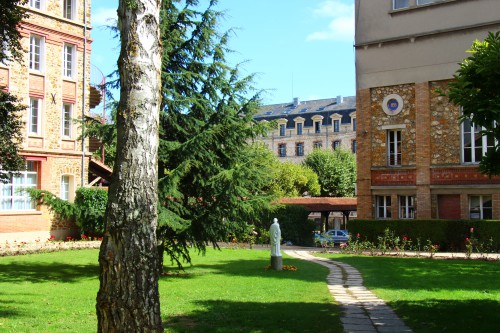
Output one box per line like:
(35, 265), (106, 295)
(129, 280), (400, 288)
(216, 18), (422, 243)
(348, 219), (500, 252)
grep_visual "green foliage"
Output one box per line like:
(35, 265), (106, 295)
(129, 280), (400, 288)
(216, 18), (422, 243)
(448, 31), (500, 175)
(269, 161), (320, 197)
(258, 205), (314, 246)
(27, 187), (108, 237)
(0, 1), (29, 64)
(84, 105), (117, 167)
(303, 147), (356, 197)
(155, 0), (276, 268)
(74, 188), (108, 237)
(348, 219), (500, 252)
(0, 91), (27, 183)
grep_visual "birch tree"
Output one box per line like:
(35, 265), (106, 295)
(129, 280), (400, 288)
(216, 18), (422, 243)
(96, 1), (163, 332)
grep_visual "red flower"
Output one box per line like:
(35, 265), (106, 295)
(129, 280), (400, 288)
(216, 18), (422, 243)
(403, 236), (407, 241)
(465, 237), (469, 242)
(470, 227), (474, 233)
(356, 233), (360, 238)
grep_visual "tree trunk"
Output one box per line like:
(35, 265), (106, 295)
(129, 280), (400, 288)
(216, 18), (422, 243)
(96, 1), (163, 332)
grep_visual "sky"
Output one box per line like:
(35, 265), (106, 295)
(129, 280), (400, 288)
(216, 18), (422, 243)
(90, 0), (355, 109)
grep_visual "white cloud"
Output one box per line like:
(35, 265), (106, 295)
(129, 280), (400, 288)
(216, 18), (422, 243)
(92, 7), (117, 27)
(306, 0), (354, 42)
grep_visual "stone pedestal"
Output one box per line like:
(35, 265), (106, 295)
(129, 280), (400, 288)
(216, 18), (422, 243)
(271, 255), (283, 271)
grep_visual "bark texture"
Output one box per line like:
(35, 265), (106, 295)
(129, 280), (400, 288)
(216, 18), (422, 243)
(96, 1), (163, 332)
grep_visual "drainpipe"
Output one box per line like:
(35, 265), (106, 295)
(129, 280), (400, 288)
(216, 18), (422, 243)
(81, 0), (88, 187)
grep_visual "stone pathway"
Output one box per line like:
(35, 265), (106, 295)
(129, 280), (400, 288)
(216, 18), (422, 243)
(285, 250), (413, 333)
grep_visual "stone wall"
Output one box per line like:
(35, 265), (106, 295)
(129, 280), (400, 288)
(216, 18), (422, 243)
(370, 84), (416, 167)
(429, 80), (461, 165)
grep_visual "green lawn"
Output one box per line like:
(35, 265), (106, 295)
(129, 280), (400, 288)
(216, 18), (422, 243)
(0, 249), (341, 333)
(321, 254), (500, 333)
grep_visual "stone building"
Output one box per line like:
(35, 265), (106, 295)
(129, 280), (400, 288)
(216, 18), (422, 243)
(355, 0), (500, 220)
(0, 0), (97, 242)
(254, 96), (357, 163)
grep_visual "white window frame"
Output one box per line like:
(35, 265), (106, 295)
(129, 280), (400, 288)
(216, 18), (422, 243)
(417, 0), (437, 5)
(469, 195), (492, 220)
(278, 143), (286, 157)
(296, 122), (303, 135)
(29, 35), (44, 72)
(393, 0), (409, 10)
(333, 119), (340, 133)
(63, 43), (76, 79)
(29, 0), (44, 10)
(295, 142), (304, 156)
(62, 103), (73, 138)
(29, 98), (42, 135)
(279, 124), (286, 137)
(376, 195), (392, 219)
(60, 175), (75, 202)
(0, 161), (38, 211)
(63, 0), (76, 20)
(399, 195), (415, 219)
(387, 130), (402, 166)
(461, 118), (495, 164)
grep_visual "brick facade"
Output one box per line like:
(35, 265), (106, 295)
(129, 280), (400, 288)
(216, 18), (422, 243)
(0, 1), (92, 242)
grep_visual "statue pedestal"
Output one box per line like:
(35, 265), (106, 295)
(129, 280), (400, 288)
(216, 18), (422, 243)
(270, 255), (283, 271)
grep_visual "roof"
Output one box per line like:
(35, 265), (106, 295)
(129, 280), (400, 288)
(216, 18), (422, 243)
(254, 96), (356, 119)
(89, 157), (113, 182)
(278, 197), (357, 212)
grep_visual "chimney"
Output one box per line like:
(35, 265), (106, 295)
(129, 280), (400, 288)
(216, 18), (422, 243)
(336, 95), (343, 104)
(293, 97), (300, 107)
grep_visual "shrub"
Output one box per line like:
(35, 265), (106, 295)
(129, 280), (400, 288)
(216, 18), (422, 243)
(348, 219), (500, 252)
(258, 205), (314, 246)
(74, 187), (108, 237)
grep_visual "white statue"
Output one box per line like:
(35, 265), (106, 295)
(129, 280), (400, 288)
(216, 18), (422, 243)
(269, 218), (281, 256)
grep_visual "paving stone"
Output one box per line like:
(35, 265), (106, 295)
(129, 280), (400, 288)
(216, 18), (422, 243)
(341, 317), (373, 325)
(343, 324), (377, 332)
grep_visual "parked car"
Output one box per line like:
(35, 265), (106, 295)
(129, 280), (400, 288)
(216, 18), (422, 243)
(313, 233), (331, 246)
(324, 229), (349, 244)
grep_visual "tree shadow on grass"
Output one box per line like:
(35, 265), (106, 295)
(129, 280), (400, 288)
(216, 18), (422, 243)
(391, 299), (500, 333)
(161, 257), (328, 283)
(0, 262), (98, 283)
(163, 300), (342, 333)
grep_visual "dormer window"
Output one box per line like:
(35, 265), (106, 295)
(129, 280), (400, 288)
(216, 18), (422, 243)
(294, 116), (305, 135)
(312, 115), (324, 134)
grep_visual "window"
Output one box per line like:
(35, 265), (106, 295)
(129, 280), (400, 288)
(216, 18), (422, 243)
(63, 44), (76, 78)
(278, 144), (287, 157)
(296, 122), (303, 135)
(29, 98), (41, 135)
(469, 195), (492, 220)
(0, 161), (38, 211)
(393, 0), (409, 9)
(352, 140), (357, 154)
(462, 118), (495, 164)
(29, 35), (44, 71)
(62, 103), (72, 137)
(387, 130), (401, 166)
(376, 195), (391, 219)
(279, 124), (286, 137)
(63, 0), (75, 20)
(314, 121), (321, 133)
(352, 118), (356, 132)
(417, 0), (437, 5)
(29, 0), (42, 9)
(295, 142), (304, 156)
(332, 140), (341, 150)
(399, 196), (415, 219)
(313, 141), (322, 149)
(333, 119), (340, 133)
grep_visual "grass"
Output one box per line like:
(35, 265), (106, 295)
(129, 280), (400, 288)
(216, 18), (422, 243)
(320, 254), (500, 333)
(0, 248), (342, 333)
